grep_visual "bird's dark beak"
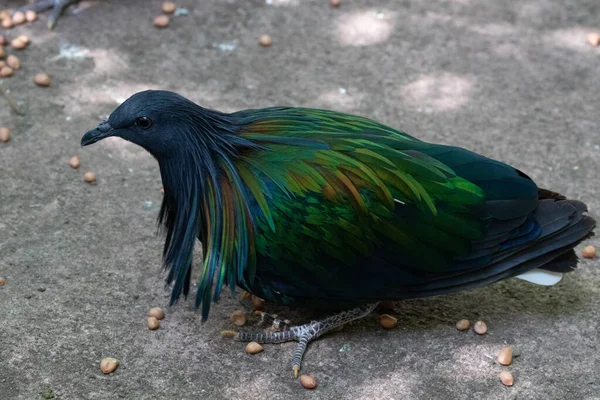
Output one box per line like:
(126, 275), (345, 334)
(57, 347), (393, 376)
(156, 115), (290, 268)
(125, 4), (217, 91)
(81, 120), (114, 146)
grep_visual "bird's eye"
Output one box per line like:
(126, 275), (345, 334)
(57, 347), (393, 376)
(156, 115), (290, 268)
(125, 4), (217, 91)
(136, 116), (154, 130)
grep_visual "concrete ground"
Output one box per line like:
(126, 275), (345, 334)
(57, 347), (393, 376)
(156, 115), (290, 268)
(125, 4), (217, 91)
(1, 0), (599, 398)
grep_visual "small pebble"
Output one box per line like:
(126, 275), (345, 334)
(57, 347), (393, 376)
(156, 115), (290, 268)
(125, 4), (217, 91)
(0, 66), (12, 77)
(12, 11), (26, 25)
(456, 319), (470, 331)
(69, 156), (80, 169)
(259, 34), (272, 47)
(378, 314), (398, 329)
(473, 320), (487, 335)
(231, 310), (246, 326)
(84, 171), (96, 183)
(0, 127), (9, 142)
(100, 357), (119, 374)
(499, 371), (514, 386)
(25, 10), (37, 22)
(162, 1), (176, 13)
(329, 0), (341, 7)
(148, 307), (165, 320)
(7, 54), (19, 69)
(154, 15), (169, 28)
(251, 295), (265, 310)
(147, 316), (160, 330)
(497, 346), (513, 366)
(245, 341), (263, 354)
(34, 73), (51, 87)
(10, 37), (26, 50)
(582, 246), (596, 259)
(300, 374), (317, 389)
(0, 277), (5, 286)
(587, 32), (600, 47)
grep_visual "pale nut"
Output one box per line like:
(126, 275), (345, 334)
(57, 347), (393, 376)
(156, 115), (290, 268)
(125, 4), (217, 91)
(473, 320), (487, 335)
(25, 10), (37, 22)
(12, 11), (25, 25)
(7, 54), (19, 69)
(0, 277), (6, 286)
(84, 171), (96, 183)
(0, 66), (13, 77)
(329, 0), (341, 7)
(0, 127), (9, 142)
(69, 156), (80, 169)
(154, 15), (169, 28)
(497, 346), (513, 366)
(34, 73), (51, 87)
(299, 374), (317, 389)
(259, 34), (272, 47)
(147, 316), (160, 330)
(378, 314), (398, 329)
(245, 341), (263, 354)
(499, 371), (514, 386)
(99, 357), (119, 374)
(10, 37), (26, 50)
(587, 32), (600, 47)
(1, 18), (13, 29)
(455, 319), (470, 331)
(148, 307), (165, 320)
(231, 310), (246, 326)
(582, 246), (596, 259)
(162, 2), (176, 13)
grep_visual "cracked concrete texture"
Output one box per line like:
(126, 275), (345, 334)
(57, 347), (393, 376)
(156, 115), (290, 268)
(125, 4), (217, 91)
(1, 0), (599, 398)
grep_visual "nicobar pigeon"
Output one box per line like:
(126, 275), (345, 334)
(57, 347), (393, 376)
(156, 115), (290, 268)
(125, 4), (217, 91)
(81, 90), (596, 377)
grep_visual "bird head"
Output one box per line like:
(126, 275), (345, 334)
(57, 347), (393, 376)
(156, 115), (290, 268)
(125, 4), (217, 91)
(81, 90), (203, 157)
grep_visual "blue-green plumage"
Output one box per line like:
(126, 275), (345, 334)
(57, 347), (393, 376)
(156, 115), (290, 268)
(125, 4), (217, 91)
(81, 90), (596, 321)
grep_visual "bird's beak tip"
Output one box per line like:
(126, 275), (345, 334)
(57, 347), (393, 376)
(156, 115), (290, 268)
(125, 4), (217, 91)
(81, 121), (114, 147)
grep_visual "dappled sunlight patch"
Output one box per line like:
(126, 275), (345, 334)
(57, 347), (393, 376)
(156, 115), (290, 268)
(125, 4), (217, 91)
(88, 48), (130, 77)
(401, 73), (473, 112)
(316, 87), (361, 111)
(550, 27), (599, 52)
(336, 10), (396, 47)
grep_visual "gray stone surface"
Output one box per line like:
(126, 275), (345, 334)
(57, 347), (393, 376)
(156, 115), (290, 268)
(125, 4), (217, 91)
(1, 0), (599, 398)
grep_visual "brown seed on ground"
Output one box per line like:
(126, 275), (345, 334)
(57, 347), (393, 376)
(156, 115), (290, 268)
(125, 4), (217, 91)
(455, 319), (470, 331)
(1, 18), (13, 29)
(100, 357), (120, 374)
(300, 375), (317, 389)
(245, 341), (263, 354)
(473, 320), (487, 335)
(69, 156), (80, 169)
(587, 32), (600, 47)
(84, 171), (96, 183)
(162, 1), (176, 13)
(17, 35), (30, 45)
(582, 245), (596, 259)
(12, 11), (26, 25)
(147, 316), (160, 330)
(231, 310), (246, 326)
(251, 295), (265, 310)
(0, 277), (6, 286)
(497, 346), (513, 366)
(329, 0), (341, 7)
(154, 15), (169, 28)
(0, 66), (13, 77)
(34, 73), (51, 87)
(499, 371), (514, 386)
(11, 37), (26, 50)
(148, 307), (165, 320)
(0, 45), (5, 58)
(7, 54), (19, 69)
(259, 34), (272, 47)
(378, 314), (398, 329)
(25, 10), (37, 22)
(0, 127), (9, 142)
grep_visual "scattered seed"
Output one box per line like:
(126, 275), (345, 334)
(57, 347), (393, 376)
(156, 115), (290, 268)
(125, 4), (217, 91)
(69, 156), (80, 169)
(587, 32), (600, 47)
(231, 310), (246, 326)
(582, 246), (596, 259)
(259, 34), (272, 47)
(84, 171), (96, 183)
(329, 0), (341, 7)
(300, 374), (317, 389)
(10, 37), (26, 50)
(251, 295), (265, 310)
(473, 320), (487, 335)
(34, 73), (51, 87)
(148, 307), (165, 320)
(1, 18), (12, 29)
(0, 46), (5, 58)
(499, 371), (514, 386)
(378, 314), (398, 329)
(0, 66), (13, 77)
(497, 346), (513, 366)
(100, 357), (119, 374)
(245, 341), (263, 354)
(154, 15), (169, 28)
(17, 35), (30, 45)
(0, 277), (5, 286)
(455, 319), (470, 331)
(0, 127), (9, 142)
(162, 1), (176, 13)
(7, 54), (19, 69)
(147, 316), (160, 330)
(25, 10), (37, 22)
(12, 11), (26, 25)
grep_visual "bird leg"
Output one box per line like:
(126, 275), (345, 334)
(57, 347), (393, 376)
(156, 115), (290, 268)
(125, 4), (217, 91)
(224, 302), (379, 377)
(18, 0), (79, 29)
